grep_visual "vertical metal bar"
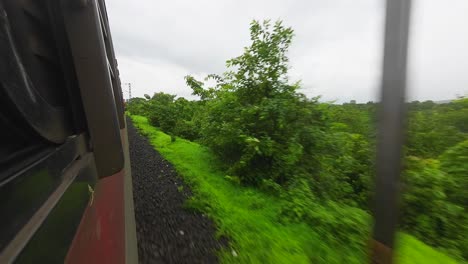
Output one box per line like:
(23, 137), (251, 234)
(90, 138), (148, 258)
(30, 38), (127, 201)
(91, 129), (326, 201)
(61, 0), (124, 178)
(97, 0), (125, 129)
(371, 0), (411, 263)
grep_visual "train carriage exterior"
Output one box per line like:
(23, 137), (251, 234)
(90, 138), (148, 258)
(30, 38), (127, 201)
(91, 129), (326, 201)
(0, 0), (138, 263)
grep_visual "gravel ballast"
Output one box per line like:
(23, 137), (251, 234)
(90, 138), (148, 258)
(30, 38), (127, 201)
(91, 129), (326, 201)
(127, 118), (222, 263)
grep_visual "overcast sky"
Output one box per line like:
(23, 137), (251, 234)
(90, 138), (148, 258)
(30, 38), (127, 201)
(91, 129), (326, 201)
(106, 0), (468, 103)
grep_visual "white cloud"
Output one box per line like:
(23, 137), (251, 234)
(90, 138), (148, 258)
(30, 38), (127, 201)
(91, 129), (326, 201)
(408, 0), (468, 101)
(117, 56), (209, 99)
(107, 0), (468, 103)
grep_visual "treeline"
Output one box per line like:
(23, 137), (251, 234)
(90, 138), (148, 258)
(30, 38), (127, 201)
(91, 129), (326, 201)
(127, 20), (468, 260)
(329, 100), (468, 259)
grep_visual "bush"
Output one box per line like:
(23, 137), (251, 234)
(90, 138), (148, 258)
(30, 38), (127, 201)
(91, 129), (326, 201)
(439, 140), (468, 260)
(401, 156), (467, 259)
(280, 179), (370, 251)
(440, 140), (468, 207)
(186, 20), (326, 186)
(174, 120), (199, 141)
(126, 97), (149, 116)
(138, 92), (201, 141)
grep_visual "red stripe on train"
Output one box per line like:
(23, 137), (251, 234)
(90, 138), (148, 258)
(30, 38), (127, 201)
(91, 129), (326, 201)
(65, 170), (125, 264)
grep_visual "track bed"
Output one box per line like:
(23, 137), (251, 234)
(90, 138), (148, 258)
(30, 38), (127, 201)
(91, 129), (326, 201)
(127, 118), (222, 263)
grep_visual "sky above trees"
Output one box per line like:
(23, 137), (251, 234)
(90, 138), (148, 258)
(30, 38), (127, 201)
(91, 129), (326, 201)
(107, 0), (468, 103)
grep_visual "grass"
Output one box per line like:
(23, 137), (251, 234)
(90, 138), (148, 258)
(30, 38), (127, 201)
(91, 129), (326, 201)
(130, 114), (460, 264)
(395, 234), (462, 264)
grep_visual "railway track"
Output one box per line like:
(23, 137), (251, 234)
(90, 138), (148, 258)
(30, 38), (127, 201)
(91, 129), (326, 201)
(127, 118), (225, 263)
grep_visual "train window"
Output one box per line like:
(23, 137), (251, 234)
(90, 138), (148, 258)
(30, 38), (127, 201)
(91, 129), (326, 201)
(0, 135), (96, 258)
(14, 157), (98, 263)
(0, 0), (97, 261)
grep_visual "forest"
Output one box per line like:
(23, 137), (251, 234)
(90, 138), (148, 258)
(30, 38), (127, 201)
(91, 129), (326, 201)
(127, 20), (468, 262)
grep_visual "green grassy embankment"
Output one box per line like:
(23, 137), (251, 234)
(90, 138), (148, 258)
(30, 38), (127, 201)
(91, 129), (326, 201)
(130, 114), (459, 264)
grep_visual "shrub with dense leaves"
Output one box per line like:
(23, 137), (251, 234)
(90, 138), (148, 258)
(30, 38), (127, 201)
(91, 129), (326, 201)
(126, 97), (149, 116)
(439, 140), (468, 259)
(280, 179), (370, 252)
(185, 20), (326, 186)
(126, 92), (201, 140)
(401, 156), (467, 259)
(440, 139), (468, 208)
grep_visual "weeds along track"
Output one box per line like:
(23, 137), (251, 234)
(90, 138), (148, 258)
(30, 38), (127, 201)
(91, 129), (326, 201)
(127, 117), (222, 263)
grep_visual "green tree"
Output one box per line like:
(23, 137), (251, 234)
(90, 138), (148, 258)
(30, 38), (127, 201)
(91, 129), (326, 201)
(406, 99), (468, 158)
(186, 20), (326, 185)
(146, 92), (177, 133)
(172, 97), (200, 140)
(126, 97), (149, 116)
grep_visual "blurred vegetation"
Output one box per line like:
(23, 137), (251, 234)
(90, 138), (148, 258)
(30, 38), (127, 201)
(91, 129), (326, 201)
(126, 20), (468, 262)
(130, 115), (459, 264)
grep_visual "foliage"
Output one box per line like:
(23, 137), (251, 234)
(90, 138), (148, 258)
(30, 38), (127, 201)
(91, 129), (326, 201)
(328, 103), (376, 137)
(440, 139), (468, 207)
(401, 156), (467, 259)
(146, 92), (177, 132)
(126, 97), (149, 116)
(184, 20), (327, 186)
(332, 100), (468, 259)
(130, 115), (458, 264)
(439, 140), (468, 260)
(126, 20), (468, 262)
(280, 179), (371, 252)
(313, 130), (373, 207)
(406, 99), (467, 158)
(126, 93), (201, 141)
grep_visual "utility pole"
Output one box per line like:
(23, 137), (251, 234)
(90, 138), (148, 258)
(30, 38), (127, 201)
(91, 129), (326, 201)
(124, 82), (132, 100)
(127, 82), (132, 99)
